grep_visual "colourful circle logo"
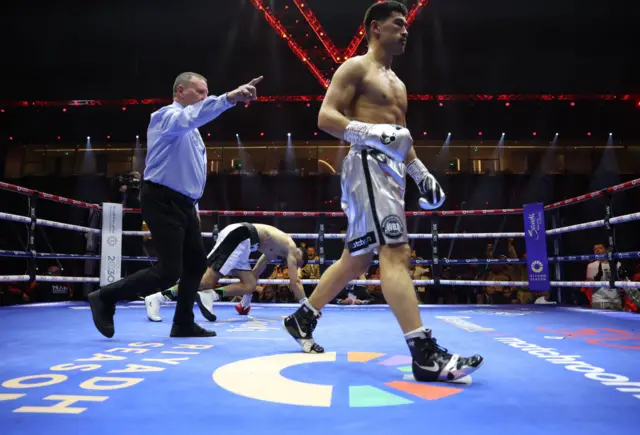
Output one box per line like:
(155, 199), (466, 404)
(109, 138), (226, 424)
(212, 351), (465, 407)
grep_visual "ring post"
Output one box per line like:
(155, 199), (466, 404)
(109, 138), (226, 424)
(603, 193), (617, 289)
(99, 203), (123, 287)
(522, 203), (551, 293)
(212, 211), (220, 245)
(430, 214), (440, 287)
(318, 213), (326, 274)
(26, 191), (38, 282)
(551, 209), (563, 303)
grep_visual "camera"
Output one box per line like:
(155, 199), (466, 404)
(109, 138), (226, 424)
(115, 171), (141, 189)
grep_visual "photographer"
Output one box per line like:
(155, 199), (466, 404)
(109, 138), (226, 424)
(111, 171), (146, 278)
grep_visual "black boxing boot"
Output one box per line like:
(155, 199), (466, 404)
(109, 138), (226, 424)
(406, 328), (483, 383)
(283, 300), (324, 353)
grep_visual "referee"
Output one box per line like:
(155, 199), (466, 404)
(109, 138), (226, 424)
(89, 72), (263, 338)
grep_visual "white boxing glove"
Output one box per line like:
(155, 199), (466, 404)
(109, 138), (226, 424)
(406, 159), (446, 210)
(344, 121), (413, 162)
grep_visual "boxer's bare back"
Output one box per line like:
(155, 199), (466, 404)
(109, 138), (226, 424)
(254, 223), (297, 261)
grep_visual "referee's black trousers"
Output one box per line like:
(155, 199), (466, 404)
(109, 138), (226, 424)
(99, 181), (207, 326)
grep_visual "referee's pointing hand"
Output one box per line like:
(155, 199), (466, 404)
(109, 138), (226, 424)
(228, 76), (264, 104)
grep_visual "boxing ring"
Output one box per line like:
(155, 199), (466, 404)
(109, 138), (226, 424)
(1, 179), (639, 435)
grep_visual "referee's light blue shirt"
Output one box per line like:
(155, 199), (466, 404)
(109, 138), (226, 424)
(144, 94), (235, 210)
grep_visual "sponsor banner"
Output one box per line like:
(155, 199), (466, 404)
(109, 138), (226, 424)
(100, 203), (123, 286)
(523, 202), (551, 291)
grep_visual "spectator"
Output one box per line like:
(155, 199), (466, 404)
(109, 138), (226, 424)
(586, 244), (623, 310)
(507, 238), (530, 303)
(300, 245), (320, 297)
(485, 262), (517, 304)
(30, 266), (73, 302)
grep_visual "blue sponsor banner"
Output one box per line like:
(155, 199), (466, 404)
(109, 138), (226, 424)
(523, 203), (550, 291)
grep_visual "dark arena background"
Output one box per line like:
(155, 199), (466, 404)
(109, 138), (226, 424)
(1, 1), (639, 434)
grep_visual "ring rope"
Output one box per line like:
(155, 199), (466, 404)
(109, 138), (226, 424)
(2, 178), (639, 215)
(547, 212), (640, 235)
(121, 231), (526, 239)
(1, 274), (639, 289)
(0, 212), (101, 234)
(2, 249), (639, 264)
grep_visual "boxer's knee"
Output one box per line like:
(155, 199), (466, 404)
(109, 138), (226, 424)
(379, 243), (411, 270)
(339, 249), (373, 278)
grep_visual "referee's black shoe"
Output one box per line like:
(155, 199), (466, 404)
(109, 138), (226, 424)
(170, 322), (216, 337)
(88, 290), (116, 338)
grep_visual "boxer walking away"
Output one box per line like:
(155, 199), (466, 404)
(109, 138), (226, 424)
(283, 1), (484, 383)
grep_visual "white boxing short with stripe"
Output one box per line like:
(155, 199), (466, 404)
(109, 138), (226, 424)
(207, 223), (260, 276)
(340, 148), (408, 256)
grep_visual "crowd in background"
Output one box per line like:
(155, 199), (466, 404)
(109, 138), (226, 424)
(1, 172), (638, 312)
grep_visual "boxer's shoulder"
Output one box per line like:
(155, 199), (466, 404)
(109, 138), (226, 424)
(334, 56), (368, 80)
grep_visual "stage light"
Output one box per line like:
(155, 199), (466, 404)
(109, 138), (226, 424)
(314, 132), (318, 136)
(587, 132), (591, 136)
(87, 136), (90, 140)
(448, 132), (451, 135)
(107, 135), (111, 139)
(505, 102), (510, 107)
(423, 131), (427, 136)
(57, 136), (60, 140)
(236, 133), (239, 137)
(207, 133), (211, 137)
(121, 107), (126, 111)
(135, 135), (139, 139)
(62, 108), (67, 112)
(287, 133), (292, 137)
(533, 131), (537, 136)
(0, 109), (4, 113)
(260, 132), (264, 136)
(478, 131), (483, 136)
(570, 102), (575, 106)
(439, 102), (444, 107)
(9, 136), (13, 140)
(609, 132), (613, 136)
(501, 132), (505, 135)
(555, 133), (559, 136)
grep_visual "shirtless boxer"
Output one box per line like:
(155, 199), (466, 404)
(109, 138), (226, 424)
(144, 222), (308, 322)
(283, 1), (483, 383)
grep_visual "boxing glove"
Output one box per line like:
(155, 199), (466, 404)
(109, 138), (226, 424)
(344, 121), (413, 162)
(417, 172), (446, 210)
(406, 159), (446, 210)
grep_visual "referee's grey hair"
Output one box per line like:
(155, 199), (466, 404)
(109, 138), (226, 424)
(172, 72), (207, 97)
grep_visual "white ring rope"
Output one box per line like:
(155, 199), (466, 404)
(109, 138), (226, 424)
(0, 275), (30, 283)
(0, 212), (100, 234)
(122, 231), (525, 240)
(547, 212), (640, 235)
(2, 275), (637, 288)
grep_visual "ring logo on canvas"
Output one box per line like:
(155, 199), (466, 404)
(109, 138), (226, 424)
(495, 336), (640, 402)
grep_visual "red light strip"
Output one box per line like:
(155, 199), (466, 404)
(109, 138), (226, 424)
(252, 0), (426, 86)
(0, 94), (636, 108)
(249, 0), (329, 88)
